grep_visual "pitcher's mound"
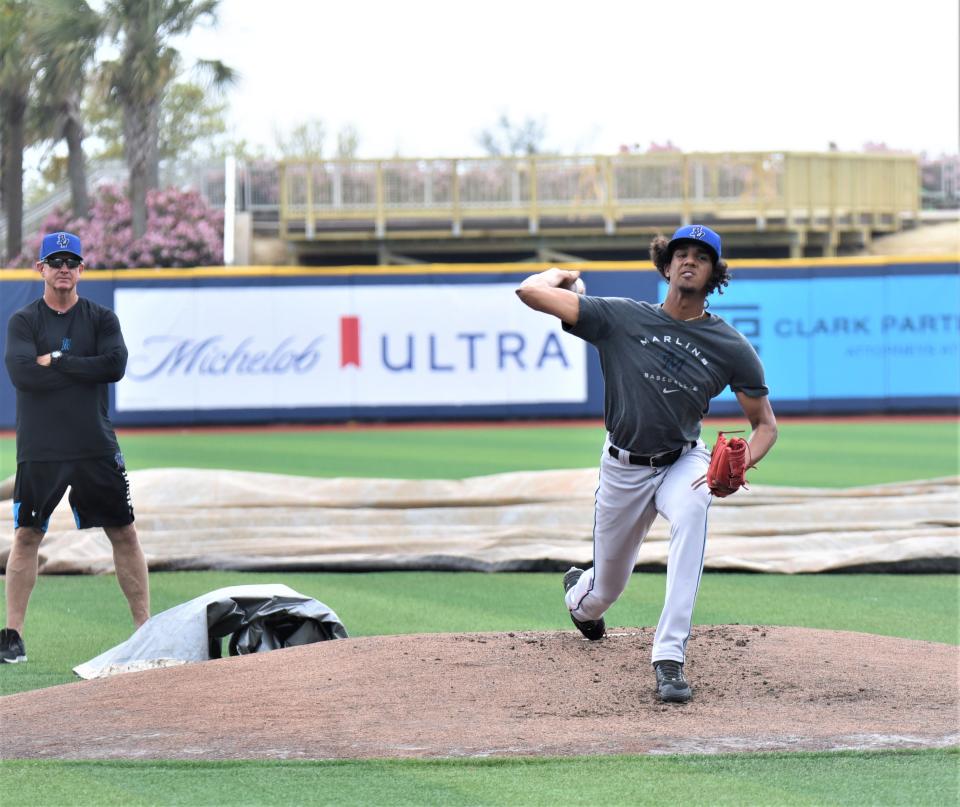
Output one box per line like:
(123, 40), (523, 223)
(3, 626), (957, 759)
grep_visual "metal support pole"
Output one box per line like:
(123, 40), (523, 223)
(223, 156), (236, 265)
(375, 161), (385, 239)
(305, 164), (315, 240)
(279, 162), (287, 238)
(755, 154), (766, 230)
(603, 156), (616, 234)
(452, 160), (462, 236)
(529, 158), (539, 234)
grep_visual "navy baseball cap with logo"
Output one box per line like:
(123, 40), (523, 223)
(39, 231), (83, 262)
(667, 224), (722, 263)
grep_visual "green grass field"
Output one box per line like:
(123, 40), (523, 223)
(2, 750), (956, 807)
(1, 567), (958, 806)
(2, 418), (958, 484)
(1, 419), (958, 805)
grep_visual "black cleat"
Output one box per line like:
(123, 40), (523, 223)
(654, 659), (692, 702)
(562, 567), (605, 641)
(0, 628), (26, 664)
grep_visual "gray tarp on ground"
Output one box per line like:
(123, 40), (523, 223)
(73, 584), (348, 679)
(1, 469), (957, 574)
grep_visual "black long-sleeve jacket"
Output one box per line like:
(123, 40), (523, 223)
(4, 298), (127, 462)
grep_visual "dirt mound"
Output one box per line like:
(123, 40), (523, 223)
(2, 626), (956, 760)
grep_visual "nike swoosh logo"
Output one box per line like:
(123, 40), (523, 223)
(662, 388), (681, 394)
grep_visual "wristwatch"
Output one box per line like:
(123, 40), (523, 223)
(50, 350), (62, 365)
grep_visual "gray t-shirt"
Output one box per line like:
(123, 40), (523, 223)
(564, 297), (768, 454)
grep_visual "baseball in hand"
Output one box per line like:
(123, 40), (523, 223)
(565, 277), (586, 295)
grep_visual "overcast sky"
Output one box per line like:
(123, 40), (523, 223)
(173, 0), (958, 160)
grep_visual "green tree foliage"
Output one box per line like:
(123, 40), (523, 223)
(274, 119), (327, 160)
(159, 81), (229, 160)
(78, 82), (123, 161)
(82, 80), (229, 163)
(28, 0), (103, 219)
(274, 119), (360, 161)
(478, 113), (548, 157)
(335, 124), (360, 160)
(0, 0), (38, 260)
(98, 0), (234, 237)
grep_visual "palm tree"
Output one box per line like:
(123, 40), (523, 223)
(100, 0), (233, 237)
(0, 0), (38, 261)
(31, 0), (105, 219)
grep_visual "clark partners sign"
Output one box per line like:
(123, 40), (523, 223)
(114, 285), (587, 411)
(703, 273), (960, 403)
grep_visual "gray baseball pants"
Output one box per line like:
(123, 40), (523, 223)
(564, 437), (712, 663)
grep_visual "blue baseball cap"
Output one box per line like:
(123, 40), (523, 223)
(39, 231), (83, 261)
(667, 224), (721, 263)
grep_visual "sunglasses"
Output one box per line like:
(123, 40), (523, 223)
(45, 257), (82, 269)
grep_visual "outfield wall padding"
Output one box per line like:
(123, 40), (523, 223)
(1, 469), (956, 574)
(1, 256), (957, 429)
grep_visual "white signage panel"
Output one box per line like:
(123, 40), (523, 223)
(115, 285), (587, 410)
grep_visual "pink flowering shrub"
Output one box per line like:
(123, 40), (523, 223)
(7, 183), (224, 269)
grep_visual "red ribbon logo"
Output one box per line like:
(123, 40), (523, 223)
(340, 316), (360, 367)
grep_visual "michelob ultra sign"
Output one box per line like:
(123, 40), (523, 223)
(114, 285), (587, 411)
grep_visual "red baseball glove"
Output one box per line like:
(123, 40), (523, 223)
(693, 431), (752, 498)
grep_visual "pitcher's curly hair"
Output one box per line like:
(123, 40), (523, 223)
(650, 235), (732, 296)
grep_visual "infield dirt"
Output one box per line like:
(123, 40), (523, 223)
(2, 625), (957, 760)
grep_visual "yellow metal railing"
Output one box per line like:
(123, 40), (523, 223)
(279, 151), (920, 240)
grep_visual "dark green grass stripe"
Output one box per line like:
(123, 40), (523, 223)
(1, 420), (957, 484)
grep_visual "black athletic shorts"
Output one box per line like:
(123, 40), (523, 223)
(13, 453), (135, 532)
